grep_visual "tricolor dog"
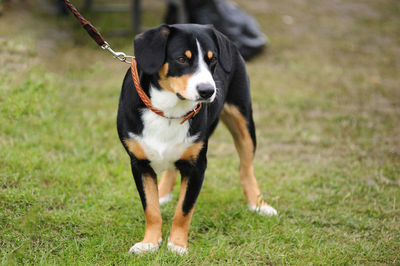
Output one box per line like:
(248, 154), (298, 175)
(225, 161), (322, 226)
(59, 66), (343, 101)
(117, 24), (277, 255)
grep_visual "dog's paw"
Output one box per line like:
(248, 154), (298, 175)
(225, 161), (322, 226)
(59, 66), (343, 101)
(249, 204), (278, 216)
(128, 239), (162, 254)
(167, 239), (187, 256)
(159, 193), (173, 205)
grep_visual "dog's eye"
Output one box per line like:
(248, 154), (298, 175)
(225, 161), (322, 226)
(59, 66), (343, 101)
(177, 57), (187, 64)
(210, 56), (217, 64)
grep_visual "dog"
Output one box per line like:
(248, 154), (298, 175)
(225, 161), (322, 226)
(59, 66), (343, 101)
(117, 24), (277, 255)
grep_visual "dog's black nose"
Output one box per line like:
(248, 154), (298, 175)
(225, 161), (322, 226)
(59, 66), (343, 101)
(197, 83), (215, 100)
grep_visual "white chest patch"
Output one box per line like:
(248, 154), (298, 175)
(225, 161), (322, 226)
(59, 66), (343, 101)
(128, 86), (198, 175)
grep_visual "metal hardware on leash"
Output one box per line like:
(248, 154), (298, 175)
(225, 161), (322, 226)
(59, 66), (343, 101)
(62, 0), (133, 64)
(101, 42), (133, 64)
(63, 0), (203, 123)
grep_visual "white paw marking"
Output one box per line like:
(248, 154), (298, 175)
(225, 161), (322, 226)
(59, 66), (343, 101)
(159, 193), (173, 205)
(167, 239), (188, 255)
(249, 205), (278, 216)
(128, 239), (162, 254)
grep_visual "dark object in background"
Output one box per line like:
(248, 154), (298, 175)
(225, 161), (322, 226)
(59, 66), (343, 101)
(165, 0), (268, 60)
(57, 0), (69, 15)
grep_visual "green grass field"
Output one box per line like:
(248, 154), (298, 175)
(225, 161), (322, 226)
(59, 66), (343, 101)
(1, 0), (399, 264)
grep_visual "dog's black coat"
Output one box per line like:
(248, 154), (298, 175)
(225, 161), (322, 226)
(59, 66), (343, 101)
(117, 24), (256, 215)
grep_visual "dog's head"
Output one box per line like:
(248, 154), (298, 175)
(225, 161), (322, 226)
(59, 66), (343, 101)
(134, 24), (232, 103)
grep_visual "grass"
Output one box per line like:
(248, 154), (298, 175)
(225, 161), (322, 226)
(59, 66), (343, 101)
(1, 0), (399, 264)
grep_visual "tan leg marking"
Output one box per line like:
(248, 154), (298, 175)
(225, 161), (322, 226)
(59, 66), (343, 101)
(180, 142), (204, 161)
(220, 104), (266, 207)
(158, 169), (178, 199)
(169, 178), (194, 248)
(124, 139), (147, 160)
(142, 175), (162, 245)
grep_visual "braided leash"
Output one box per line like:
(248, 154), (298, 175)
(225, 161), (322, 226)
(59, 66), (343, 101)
(63, 0), (202, 124)
(63, 0), (105, 46)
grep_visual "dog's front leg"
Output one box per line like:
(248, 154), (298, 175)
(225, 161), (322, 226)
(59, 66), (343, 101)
(168, 149), (207, 255)
(128, 160), (162, 254)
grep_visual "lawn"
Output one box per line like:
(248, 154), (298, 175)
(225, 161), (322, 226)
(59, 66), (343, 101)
(1, 0), (399, 264)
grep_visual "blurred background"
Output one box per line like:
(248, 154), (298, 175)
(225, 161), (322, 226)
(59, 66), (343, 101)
(1, 0), (399, 264)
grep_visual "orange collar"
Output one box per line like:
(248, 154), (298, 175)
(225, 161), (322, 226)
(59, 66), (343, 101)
(130, 58), (202, 124)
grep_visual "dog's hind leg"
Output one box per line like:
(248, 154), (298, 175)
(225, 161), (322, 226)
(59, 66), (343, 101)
(220, 103), (277, 216)
(158, 169), (178, 205)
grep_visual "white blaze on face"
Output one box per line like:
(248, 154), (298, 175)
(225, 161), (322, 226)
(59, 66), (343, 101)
(186, 40), (217, 102)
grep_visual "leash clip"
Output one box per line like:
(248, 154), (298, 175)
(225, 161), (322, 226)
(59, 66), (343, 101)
(192, 103), (201, 116)
(101, 42), (133, 64)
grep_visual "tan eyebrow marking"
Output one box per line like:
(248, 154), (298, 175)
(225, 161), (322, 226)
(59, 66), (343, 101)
(207, 51), (213, 59)
(185, 50), (192, 59)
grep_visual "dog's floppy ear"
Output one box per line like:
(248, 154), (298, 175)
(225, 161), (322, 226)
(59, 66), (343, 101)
(211, 28), (233, 73)
(134, 24), (170, 74)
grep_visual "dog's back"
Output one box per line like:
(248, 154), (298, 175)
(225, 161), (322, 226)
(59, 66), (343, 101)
(117, 24), (276, 255)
